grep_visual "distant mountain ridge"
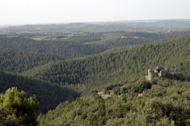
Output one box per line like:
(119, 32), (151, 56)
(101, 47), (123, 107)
(1, 20), (190, 33)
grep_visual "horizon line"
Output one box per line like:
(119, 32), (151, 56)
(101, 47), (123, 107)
(1, 18), (190, 27)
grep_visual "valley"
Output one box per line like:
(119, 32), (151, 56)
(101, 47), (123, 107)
(0, 20), (190, 126)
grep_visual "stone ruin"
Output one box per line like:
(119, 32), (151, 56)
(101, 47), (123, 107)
(146, 66), (169, 82)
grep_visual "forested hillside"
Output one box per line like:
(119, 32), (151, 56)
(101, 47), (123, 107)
(1, 21), (190, 126)
(0, 72), (78, 113)
(36, 35), (190, 126)
(22, 36), (190, 92)
(1, 31), (190, 59)
(0, 48), (61, 72)
(0, 34), (104, 58)
(38, 74), (190, 126)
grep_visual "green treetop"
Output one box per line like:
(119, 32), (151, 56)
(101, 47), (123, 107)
(0, 87), (39, 126)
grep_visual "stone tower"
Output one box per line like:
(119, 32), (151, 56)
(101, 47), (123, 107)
(146, 69), (155, 81)
(146, 66), (169, 82)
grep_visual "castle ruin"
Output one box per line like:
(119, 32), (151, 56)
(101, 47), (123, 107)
(146, 66), (169, 82)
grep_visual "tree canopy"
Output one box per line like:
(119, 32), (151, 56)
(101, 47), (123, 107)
(0, 87), (39, 126)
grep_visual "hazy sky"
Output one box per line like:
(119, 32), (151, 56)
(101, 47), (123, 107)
(0, 0), (190, 25)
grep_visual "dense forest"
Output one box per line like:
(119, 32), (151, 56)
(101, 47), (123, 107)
(36, 35), (190, 126)
(38, 78), (190, 126)
(0, 48), (61, 72)
(0, 30), (190, 59)
(0, 20), (190, 126)
(22, 36), (190, 91)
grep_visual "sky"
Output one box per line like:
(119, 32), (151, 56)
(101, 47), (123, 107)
(0, 0), (190, 25)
